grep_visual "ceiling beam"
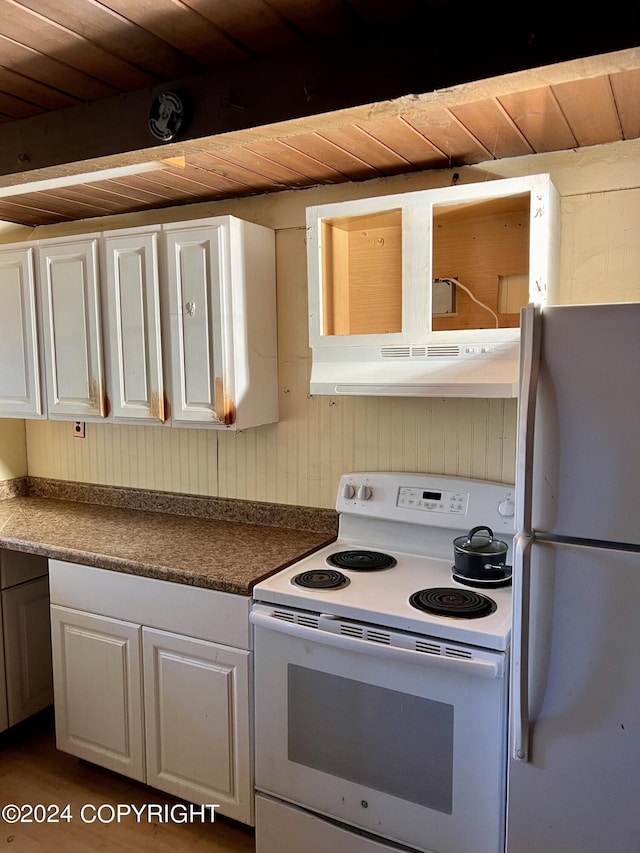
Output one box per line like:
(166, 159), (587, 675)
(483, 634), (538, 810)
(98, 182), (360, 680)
(1, 12), (638, 181)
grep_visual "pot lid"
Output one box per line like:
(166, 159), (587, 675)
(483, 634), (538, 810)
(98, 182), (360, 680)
(454, 526), (507, 555)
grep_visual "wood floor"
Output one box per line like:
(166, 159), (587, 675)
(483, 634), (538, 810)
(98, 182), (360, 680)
(0, 710), (255, 852)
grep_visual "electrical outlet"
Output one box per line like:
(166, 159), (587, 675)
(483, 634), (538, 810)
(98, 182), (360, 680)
(73, 421), (86, 438)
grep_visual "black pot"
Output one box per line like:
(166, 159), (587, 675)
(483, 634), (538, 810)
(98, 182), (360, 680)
(453, 526), (511, 581)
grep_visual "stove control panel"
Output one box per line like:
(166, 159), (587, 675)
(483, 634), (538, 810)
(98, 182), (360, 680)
(336, 472), (516, 534)
(397, 486), (468, 515)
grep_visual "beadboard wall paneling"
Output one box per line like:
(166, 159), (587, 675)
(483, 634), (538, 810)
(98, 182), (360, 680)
(24, 421), (219, 496)
(0, 419), (27, 480)
(21, 146), (640, 509)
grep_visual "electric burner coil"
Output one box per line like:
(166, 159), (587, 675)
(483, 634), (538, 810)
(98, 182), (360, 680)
(327, 550), (397, 571)
(292, 569), (350, 590)
(409, 587), (497, 619)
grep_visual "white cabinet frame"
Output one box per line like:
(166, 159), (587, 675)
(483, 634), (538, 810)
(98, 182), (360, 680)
(0, 245), (44, 418)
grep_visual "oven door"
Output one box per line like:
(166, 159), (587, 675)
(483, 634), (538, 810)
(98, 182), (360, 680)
(251, 604), (508, 853)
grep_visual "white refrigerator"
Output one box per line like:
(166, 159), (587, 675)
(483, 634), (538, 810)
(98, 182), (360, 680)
(507, 302), (640, 852)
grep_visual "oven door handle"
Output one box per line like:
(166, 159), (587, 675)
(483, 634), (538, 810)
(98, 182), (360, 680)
(250, 608), (503, 679)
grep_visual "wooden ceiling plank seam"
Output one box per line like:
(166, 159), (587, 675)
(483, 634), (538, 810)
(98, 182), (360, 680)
(248, 138), (349, 182)
(395, 115), (452, 163)
(94, 0), (251, 68)
(36, 185), (133, 212)
(184, 150), (261, 186)
(551, 76), (623, 147)
(210, 145), (320, 186)
(281, 132), (384, 178)
(490, 96), (536, 153)
(308, 130), (385, 179)
(606, 73), (625, 142)
(609, 69), (640, 140)
(107, 176), (180, 203)
(176, 0), (301, 56)
(0, 192), (74, 217)
(361, 115), (450, 167)
(182, 152), (259, 191)
(605, 73), (629, 141)
(14, 0), (203, 79)
(352, 122), (417, 167)
(78, 179), (178, 204)
(179, 162), (266, 194)
(313, 128), (385, 168)
(317, 124), (412, 172)
(264, 0), (358, 42)
(189, 147), (309, 188)
(497, 85), (578, 153)
(111, 171), (211, 201)
(148, 162), (254, 195)
(90, 178), (179, 205)
(400, 110), (491, 166)
(0, 203), (61, 224)
(0, 32), (120, 100)
(0, 0), (157, 90)
(0, 63), (81, 110)
(439, 107), (500, 161)
(0, 90), (44, 118)
(7, 190), (97, 216)
(31, 189), (123, 216)
(448, 99), (534, 160)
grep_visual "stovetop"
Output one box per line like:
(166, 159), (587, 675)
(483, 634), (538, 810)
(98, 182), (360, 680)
(252, 472), (516, 651)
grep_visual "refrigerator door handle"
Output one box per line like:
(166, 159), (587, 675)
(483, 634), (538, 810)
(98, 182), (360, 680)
(516, 304), (542, 535)
(511, 534), (532, 762)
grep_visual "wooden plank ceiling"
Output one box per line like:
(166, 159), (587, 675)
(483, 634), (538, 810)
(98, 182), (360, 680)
(0, 0), (638, 226)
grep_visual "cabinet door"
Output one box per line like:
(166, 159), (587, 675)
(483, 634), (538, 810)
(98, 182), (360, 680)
(50, 605), (145, 781)
(143, 627), (252, 824)
(2, 576), (53, 726)
(164, 224), (230, 425)
(103, 229), (166, 422)
(0, 246), (43, 417)
(0, 600), (7, 733)
(38, 238), (106, 418)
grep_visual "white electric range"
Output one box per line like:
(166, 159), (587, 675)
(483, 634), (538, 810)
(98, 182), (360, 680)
(252, 472), (515, 853)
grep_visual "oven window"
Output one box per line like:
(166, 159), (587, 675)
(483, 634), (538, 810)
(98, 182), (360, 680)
(287, 664), (454, 813)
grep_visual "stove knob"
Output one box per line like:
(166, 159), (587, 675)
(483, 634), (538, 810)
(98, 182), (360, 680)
(498, 498), (515, 517)
(357, 484), (372, 501)
(342, 484), (355, 499)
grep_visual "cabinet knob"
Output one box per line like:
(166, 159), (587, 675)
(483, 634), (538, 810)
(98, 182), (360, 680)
(185, 301), (196, 317)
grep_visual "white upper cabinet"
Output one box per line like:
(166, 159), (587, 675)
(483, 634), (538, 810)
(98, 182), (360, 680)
(164, 216), (278, 431)
(0, 213), (278, 428)
(306, 173), (559, 398)
(102, 227), (165, 423)
(0, 244), (43, 418)
(38, 236), (106, 419)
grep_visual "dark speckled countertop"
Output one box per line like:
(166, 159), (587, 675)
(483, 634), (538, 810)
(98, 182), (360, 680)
(0, 479), (337, 595)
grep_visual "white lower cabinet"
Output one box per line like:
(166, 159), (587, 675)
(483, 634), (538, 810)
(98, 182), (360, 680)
(0, 551), (53, 731)
(50, 607), (145, 779)
(48, 560), (253, 825)
(143, 627), (250, 819)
